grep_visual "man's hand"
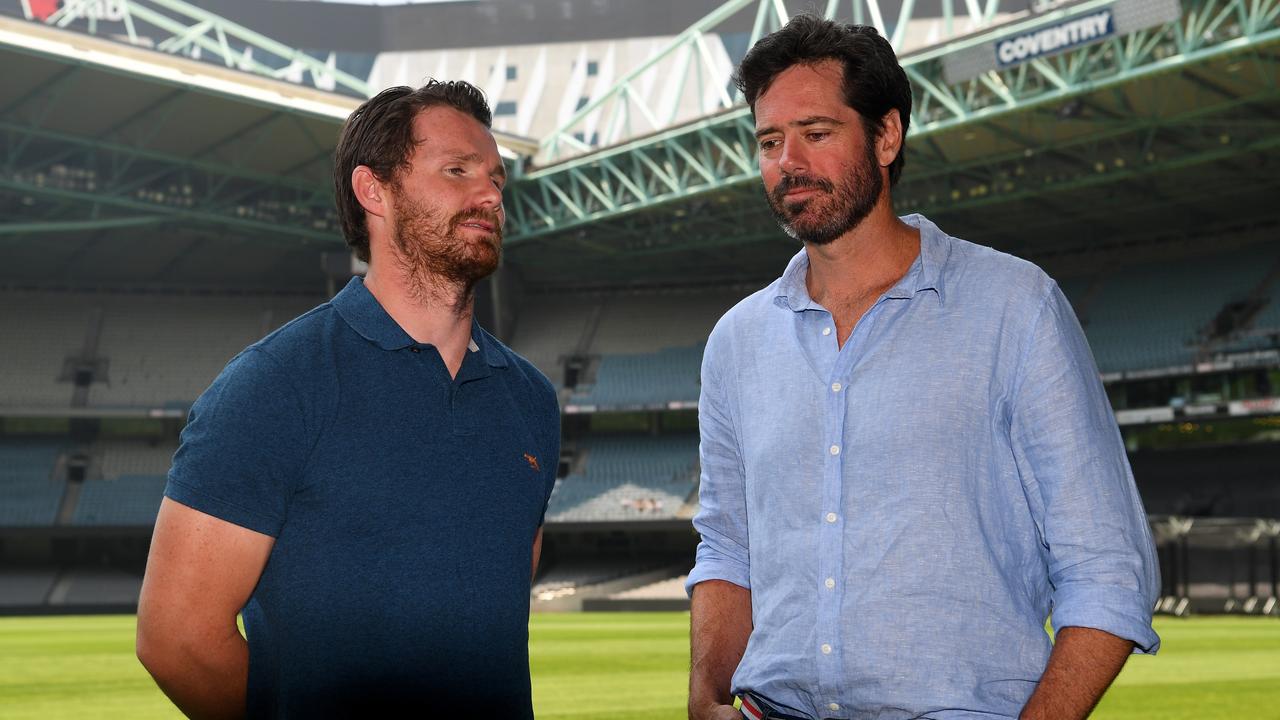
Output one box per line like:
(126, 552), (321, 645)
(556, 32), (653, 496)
(689, 580), (752, 720)
(1020, 626), (1134, 720)
(136, 498), (274, 720)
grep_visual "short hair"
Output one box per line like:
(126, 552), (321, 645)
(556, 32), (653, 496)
(333, 81), (493, 262)
(735, 15), (912, 186)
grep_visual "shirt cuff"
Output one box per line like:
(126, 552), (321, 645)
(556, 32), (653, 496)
(1051, 582), (1160, 654)
(685, 546), (751, 598)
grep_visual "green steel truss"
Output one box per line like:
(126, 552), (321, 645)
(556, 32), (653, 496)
(537, 0), (1027, 164)
(0, 103), (340, 243)
(508, 0), (1280, 245)
(18, 0), (371, 97)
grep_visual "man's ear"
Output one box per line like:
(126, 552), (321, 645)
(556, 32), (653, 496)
(352, 165), (390, 220)
(876, 109), (904, 169)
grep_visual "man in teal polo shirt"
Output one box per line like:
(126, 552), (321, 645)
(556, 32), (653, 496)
(136, 81), (560, 719)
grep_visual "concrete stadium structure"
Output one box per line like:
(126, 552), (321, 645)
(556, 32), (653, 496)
(1, 0), (1278, 614)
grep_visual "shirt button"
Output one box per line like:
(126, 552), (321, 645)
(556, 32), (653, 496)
(822, 326), (832, 336)
(829, 444), (840, 455)
(825, 577), (835, 589)
(825, 512), (837, 523)
(831, 382), (842, 392)
(821, 643), (832, 654)
(829, 703), (841, 712)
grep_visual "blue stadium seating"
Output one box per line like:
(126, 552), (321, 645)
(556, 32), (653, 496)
(547, 434), (699, 521)
(1076, 247), (1280, 374)
(569, 344), (703, 408)
(71, 475), (167, 526)
(0, 442), (66, 527)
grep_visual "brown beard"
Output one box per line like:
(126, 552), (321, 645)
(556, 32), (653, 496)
(764, 136), (883, 246)
(389, 186), (502, 314)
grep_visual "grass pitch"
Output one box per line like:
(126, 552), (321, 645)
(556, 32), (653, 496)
(0, 613), (1276, 719)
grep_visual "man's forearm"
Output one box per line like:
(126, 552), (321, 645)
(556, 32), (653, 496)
(1020, 626), (1134, 720)
(137, 625), (250, 720)
(689, 580), (752, 720)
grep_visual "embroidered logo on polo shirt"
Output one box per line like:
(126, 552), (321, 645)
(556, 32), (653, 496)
(523, 453), (540, 472)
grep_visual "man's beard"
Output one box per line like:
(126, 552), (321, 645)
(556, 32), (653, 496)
(389, 188), (502, 312)
(764, 140), (883, 246)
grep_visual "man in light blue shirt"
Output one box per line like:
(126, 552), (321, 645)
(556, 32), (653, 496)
(686, 16), (1159, 720)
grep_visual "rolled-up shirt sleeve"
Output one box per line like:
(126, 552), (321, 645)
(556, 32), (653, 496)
(1009, 282), (1161, 653)
(686, 328), (751, 596)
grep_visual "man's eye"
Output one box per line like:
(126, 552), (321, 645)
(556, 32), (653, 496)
(759, 139), (779, 151)
(447, 167), (466, 176)
(807, 132), (829, 141)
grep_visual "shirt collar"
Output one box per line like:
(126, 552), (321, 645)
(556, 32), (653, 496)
(773, 213), (948, 312)
(331, 276), (508, 368)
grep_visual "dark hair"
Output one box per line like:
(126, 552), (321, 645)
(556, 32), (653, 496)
(735, 15), (912, 186)
(333, 80), (492, 262)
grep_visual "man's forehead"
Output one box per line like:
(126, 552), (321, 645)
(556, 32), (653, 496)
(754, 62), (854, 130)
(410, 106), (499, 153)
(757, 59), (849, 106)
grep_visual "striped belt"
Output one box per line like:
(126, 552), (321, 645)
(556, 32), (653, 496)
(739, 692), (813, 720)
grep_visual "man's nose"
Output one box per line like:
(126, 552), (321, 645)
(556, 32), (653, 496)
(779, 140), (808, 176)
(476, 180), (503, 209)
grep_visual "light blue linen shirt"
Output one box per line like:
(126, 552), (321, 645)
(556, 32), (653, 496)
(687, 214), (1159, 720)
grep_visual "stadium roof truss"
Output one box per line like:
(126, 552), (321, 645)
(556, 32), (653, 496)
(1, 11), (360, 258)
(1, 0), (1276, 290)
(17, 0), (372, 97)
(504, 0), (1280, 282)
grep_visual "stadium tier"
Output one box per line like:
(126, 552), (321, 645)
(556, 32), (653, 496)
(546, 434), (699, 522)
(0, 293), (97, 408)
(506, 294), (602, 387)
(0, 291), (317, 410)
(1076, 246), (1280, 374)
(567, 344), (704, 409)
(0, 441), (67, 527)
(0, 569), (58, 608)
(531, 559), (662, 600)
(71, 476), (168, 527)
(4, 248), (1280, 413)
(610, 574), (691, 601)
(86, 294), (317, 408)
(94, 441), (175, 480)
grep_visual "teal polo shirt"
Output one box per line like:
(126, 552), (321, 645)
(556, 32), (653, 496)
(166, 277), (559, 719)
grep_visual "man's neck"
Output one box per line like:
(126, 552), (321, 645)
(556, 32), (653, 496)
(804, 205), (920, 307)
(363, 265), (475, 379)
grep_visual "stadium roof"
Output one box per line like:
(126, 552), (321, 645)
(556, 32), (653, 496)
(2, 0), (1277, 296)
(0, 13), (531, 292)
(502, 0), (1280, 291)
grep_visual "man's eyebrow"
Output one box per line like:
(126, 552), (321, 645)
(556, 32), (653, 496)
(754, 116), (847, 139)
(445, 151), (485, 163)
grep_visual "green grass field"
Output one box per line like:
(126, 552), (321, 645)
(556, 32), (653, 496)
(0, 613), (1277, 719)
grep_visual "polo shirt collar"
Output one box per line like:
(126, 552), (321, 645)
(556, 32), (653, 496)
(773, 213), (948, 312)
(332, 277), (508, 368)
(333, 277), (414, 350)
(469, 323), (510, 369)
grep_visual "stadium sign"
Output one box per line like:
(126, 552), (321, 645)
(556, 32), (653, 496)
(1114, 407), (1174, 425)
(994, 10), (1114, 67)
(1229, 397), (1280, 416)
(942, 0), (1182, 84)
(21, 0), (126, 22)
